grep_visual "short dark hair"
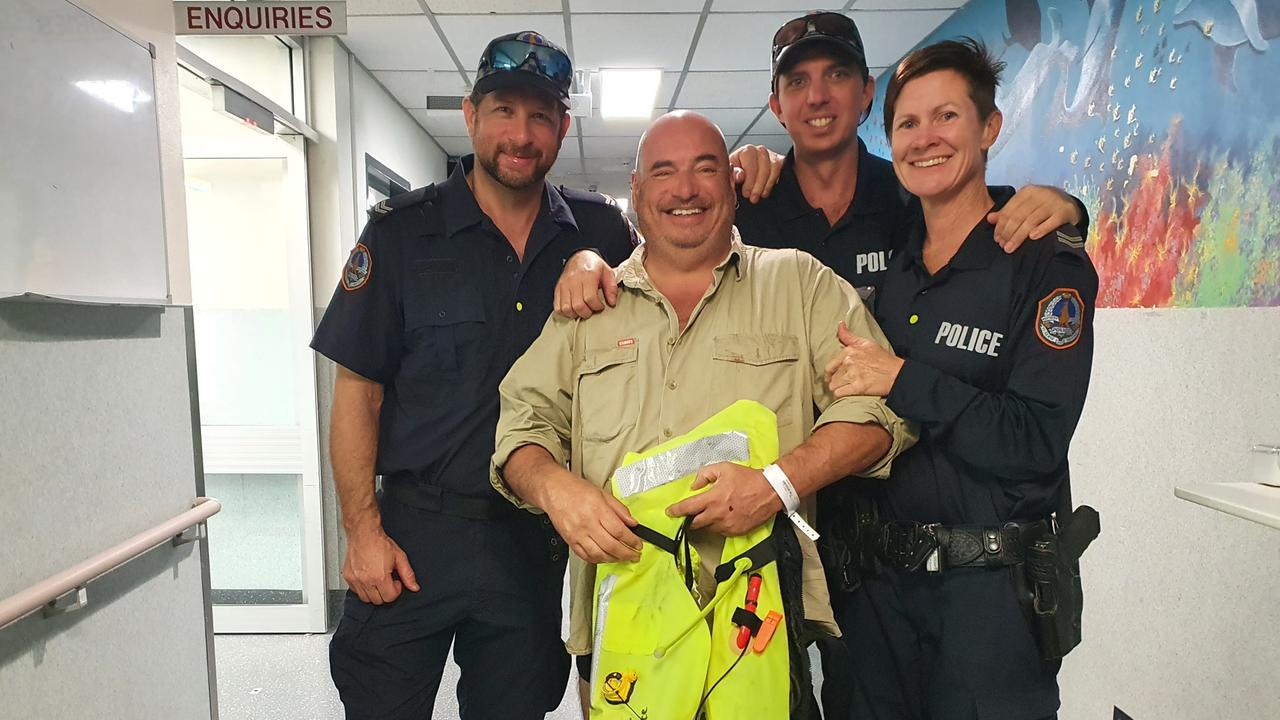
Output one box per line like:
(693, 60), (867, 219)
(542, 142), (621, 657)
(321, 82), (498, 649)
(882, 37), (1005, 135)
(772, 42), (869, 94)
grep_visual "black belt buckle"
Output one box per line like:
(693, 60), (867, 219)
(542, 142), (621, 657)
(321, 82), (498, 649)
(882, 522), (943, 573)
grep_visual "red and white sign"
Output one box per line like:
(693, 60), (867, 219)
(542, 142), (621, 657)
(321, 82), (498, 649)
(175, 2), (347, 36)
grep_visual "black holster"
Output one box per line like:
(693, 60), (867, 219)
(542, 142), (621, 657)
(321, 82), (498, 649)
(816, 482), (881, 593)
(1017, 503), (1100, 661)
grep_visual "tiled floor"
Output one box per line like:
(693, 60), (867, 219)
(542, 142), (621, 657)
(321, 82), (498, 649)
(213, 633), (824, 719)
(213, 632), (585, 720)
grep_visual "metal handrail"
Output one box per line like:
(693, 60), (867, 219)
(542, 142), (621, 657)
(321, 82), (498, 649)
(0, 497), (221, 631)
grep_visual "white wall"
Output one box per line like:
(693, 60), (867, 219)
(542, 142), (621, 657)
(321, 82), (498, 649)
(305, 37), (448, 597)
(1060, 307), (1280, 719)
(347, 49), (448, 236)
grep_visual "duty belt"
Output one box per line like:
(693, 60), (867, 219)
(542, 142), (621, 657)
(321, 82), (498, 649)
(382, 474), (519, 521)
(877, 520), (1050, 573)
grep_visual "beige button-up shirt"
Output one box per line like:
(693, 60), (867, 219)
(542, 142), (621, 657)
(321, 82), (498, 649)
(492, 230), (915, 654)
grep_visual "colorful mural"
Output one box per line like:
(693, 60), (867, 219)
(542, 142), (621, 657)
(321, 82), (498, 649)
(863, 0), (1280, 308)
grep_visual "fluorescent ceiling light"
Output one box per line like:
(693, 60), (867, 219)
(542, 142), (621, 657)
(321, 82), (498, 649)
(600, 69), (661, 119)
(75, 80), (150, 113)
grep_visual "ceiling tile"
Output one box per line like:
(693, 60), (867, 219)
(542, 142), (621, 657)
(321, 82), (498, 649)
(673, 71), (771, 108)
(690, 12), (791, 71)
(435, 136), (475, 156)
(854, 0), (965, 8)
(689, 108), (768, 137)
(574, 0), (707, 11)
(581, 136), (642, 159)
(575, 115), (655, 138)
(428, 0), (562, 12)
(852, 10), (955, 67)
(346, 0), (422, 15)
(743, 109), (785, 135)
(435, 15), (568, 72)
(345, 16), (456, 70)
(708, 1), (846, 12)
(371, 69), (474, 109)
(732, 134), (792, 154)
(409, 109), (469, 136)
(373, 70), (431, 108)
(571, 15), (700, 70)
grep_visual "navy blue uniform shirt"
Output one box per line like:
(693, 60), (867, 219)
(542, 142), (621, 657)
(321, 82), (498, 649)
(874, 189), (1099, 526)
(311, 155), (637, 498)
(734, 138), (908, 303)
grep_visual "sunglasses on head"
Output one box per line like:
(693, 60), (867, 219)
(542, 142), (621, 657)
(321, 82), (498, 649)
(771, 12), (860, 60)
(479, 34), (573, 94)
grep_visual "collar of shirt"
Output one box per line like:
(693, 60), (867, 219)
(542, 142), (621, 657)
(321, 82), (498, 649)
(437, 154), (580, 240)
(614, 227), (747, 294)
(902, 185), (1017, 273)
(771, 137), (900, 227)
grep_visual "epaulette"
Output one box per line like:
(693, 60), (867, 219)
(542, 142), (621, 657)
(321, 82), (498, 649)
(368, 184), (438, 223)
(1053, 225), (1087, 252)
(559, 185), (618, 207)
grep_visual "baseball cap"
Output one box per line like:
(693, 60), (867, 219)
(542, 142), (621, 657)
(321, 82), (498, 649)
(474, 31), (573, 108)
(771, 12), (868, 84)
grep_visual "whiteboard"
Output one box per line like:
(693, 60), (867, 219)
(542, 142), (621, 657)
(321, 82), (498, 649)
(0, 0), (169, 304)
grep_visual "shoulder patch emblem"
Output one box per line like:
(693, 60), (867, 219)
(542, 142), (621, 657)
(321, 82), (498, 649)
(1056, 229), (1085, 249)
(1036, 288), (1084, 350)
(341, 243), (372, 292)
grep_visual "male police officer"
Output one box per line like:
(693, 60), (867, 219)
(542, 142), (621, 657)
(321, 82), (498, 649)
(311, 31), (635, 719)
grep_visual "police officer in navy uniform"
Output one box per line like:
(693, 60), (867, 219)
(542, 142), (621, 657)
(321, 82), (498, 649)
(312, 31), (636, 720)
(824, 39), (1098, 720)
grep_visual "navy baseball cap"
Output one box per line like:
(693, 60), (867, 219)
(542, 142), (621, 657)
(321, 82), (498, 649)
(474, 31), (573, 108)
(771, 12), (868, 83)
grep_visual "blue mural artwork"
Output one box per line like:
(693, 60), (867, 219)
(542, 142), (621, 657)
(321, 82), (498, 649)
(863, 0), (1280, 308)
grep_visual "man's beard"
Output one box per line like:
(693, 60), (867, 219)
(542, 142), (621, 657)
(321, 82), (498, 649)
(477, 142), (557, 191)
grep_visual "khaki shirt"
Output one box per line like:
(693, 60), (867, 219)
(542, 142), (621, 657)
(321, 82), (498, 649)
(491, 230), (915, 654)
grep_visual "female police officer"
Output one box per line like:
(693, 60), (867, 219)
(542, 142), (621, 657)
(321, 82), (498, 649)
(824, 39), (1098, 720)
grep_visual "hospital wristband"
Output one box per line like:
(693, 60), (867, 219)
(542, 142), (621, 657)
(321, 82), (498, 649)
(762, 463), (820, 541)
(762, 463), (800, 514)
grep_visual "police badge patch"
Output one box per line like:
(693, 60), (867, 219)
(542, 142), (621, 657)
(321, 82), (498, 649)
(1036, 288), (1084, 349)
(341, 243), (372, 292)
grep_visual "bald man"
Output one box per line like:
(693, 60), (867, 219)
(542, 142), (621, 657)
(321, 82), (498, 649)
(489, 112), (914, 716)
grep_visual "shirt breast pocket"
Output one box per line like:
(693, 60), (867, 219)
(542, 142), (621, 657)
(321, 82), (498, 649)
(575, 345), (639, 444)
(403, 274), (486, 373)
(711, 334), (801, 427)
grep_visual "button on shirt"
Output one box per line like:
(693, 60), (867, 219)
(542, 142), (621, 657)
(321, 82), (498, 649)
(734, 139), (909, 300)
(490, 231), (916, 653)
(874, 190), (1099, 526)
(311, 156), (636, 498)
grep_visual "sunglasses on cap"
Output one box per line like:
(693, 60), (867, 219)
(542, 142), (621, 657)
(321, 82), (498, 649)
(476, 31), (573, 100)
(771, 12), (865, 69)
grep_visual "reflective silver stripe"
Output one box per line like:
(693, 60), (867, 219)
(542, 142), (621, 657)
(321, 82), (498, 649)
(590, 573), (618, 700)
(612, 431), (751, 499)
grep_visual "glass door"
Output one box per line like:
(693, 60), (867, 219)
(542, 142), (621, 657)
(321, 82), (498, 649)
(179, 63), (326, 633)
